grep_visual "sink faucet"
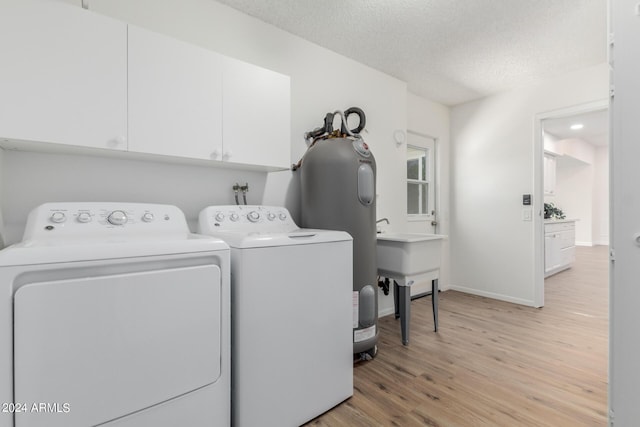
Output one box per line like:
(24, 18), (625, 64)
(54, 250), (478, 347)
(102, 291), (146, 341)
(376, 218), (389, 234)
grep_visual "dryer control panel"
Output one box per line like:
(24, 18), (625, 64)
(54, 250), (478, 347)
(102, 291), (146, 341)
(23, 202), (190, 240)
(198, 205), (297, 233)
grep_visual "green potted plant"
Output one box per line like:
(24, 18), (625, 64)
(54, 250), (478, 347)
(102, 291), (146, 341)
(544, 202), (566, 220)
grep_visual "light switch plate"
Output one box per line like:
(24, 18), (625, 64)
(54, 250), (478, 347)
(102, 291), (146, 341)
(522, 208), (532, 221)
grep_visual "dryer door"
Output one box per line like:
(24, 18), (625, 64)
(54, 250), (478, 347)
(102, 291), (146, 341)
(13, 264), (221, 427)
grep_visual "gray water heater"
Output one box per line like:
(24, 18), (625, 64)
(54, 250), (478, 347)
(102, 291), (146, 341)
(300, 129), (378, 356)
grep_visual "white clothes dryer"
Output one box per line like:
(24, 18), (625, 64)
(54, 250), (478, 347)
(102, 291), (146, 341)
(198, 205), (353, 427)
(0, 203), (230, 427)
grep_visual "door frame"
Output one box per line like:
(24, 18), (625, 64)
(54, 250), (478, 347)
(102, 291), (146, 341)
(533, 99), (609, 307)
(406, 130), (439, 233)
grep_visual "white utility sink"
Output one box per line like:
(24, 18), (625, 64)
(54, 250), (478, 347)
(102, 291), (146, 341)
(376, 232), (446, 278)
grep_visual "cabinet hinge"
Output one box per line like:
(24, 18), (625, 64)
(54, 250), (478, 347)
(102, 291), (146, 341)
(610, 85), (615, 98)
(610, 249), (616, 263)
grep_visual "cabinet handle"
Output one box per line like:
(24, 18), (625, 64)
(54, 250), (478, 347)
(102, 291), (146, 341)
(210, 149), (220, 160)
(223, 150), (232, 161)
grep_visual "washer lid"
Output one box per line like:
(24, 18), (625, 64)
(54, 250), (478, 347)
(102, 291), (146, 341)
(0, 233), (229, 266)
(202, 228), (352, 249)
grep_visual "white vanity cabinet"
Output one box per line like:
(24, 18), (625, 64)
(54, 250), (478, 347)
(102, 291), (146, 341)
(544, 220), (576, 277)
(222, 58), (291, 169)
(0, 0), (127, 151)
(128, 25), (223, 161)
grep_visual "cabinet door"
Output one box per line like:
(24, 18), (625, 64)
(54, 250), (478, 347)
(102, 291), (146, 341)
(545, 233), (561, 273)
(222, 58), (290, 169)
(0, 0), (127, 150)
(558, 228), (575, 249)
(560, 246), (576, 267)
(544, 154), (557, 195)
(128, 25), (223, 160)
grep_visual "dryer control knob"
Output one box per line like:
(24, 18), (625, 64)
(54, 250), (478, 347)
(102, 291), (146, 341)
(141, 212), (154, 223)
(267, 212), (276, 221)
(77, 212), (92, 223)
(247, 211), (260, 222)
(215, 213), (225, 222)
(278, 212), (287, 221)
(230, 213), (240, 222)
(108, 210), (128, 226)
(50, 212), (66, 223)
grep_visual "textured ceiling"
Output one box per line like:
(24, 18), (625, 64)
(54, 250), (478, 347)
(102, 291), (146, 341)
(213, 0), (607, 106)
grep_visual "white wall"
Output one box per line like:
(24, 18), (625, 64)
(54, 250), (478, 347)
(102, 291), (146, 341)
(610, 0), (640, 423)
(560, 138), (595, 164)
(450, 63), (608, 306)
(0, 150), (267, 242)
(555, 154), (594, 245)
(543, 136), (608, 247)
(543, 131), (562, 154)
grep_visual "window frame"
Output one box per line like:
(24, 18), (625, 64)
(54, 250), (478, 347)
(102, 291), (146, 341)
(406, 142), (433, 220)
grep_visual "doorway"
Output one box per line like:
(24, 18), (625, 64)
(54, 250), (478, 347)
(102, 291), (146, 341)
(534, 100), (609, 306)
(406, 130), (438, 234)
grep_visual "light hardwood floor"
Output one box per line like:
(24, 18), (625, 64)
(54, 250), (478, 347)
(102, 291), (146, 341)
(307, 246), (609, 426)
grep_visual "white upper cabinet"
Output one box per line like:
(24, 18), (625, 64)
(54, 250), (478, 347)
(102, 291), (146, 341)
(222, 58), (291, 169)
(0, 0), (127, 150)
(0, 1), (291, 170)
(543, 153), (557, 196)
(128, 26), (223, 160)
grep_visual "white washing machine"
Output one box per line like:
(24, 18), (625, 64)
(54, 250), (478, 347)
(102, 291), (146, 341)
(198, 205), (353, 427)
(0, 203), (230, 427)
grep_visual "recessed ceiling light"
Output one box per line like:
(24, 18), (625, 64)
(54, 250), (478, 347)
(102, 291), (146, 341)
(570, 123), (584, 130)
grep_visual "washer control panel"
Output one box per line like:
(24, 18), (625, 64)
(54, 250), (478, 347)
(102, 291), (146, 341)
(199, 205), (297, 233)
(23, 202), (190, 240)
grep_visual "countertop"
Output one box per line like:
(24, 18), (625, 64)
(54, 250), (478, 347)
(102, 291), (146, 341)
(544, 218), (578, 224)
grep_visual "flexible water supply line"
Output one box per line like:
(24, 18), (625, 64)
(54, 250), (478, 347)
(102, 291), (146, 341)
(240, 183), (249, 205)
(233, 183), (240, 205)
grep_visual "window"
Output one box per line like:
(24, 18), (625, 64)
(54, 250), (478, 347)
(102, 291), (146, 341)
(406, 132), (435, 219)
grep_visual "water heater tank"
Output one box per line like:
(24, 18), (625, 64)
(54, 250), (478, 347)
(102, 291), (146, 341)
(300, 136), (378, 355)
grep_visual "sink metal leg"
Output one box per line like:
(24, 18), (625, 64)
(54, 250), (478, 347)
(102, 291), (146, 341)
(397, 281), (411, 345)
(393, 280), (400, 319)
(432, 278), (439, 332)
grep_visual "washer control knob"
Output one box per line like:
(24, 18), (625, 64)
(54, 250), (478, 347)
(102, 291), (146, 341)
(77, 212), (92, 223)
(230, 213), (240, 222)
(50, 212), (66, 223)
(267, 212), (276, 221)
(107, 210), (128, 226)
(247, 211), (260, 222)
(141, 212), (154, 223)
(215, 213), (225, 222)
(278, 212), (287, 221)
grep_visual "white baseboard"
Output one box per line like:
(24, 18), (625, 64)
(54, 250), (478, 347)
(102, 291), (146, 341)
(575, 241), (593, 247)
(593, 240), (609, 246)
(448, 285), (536, 307)
(378, 307), (395, 318)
